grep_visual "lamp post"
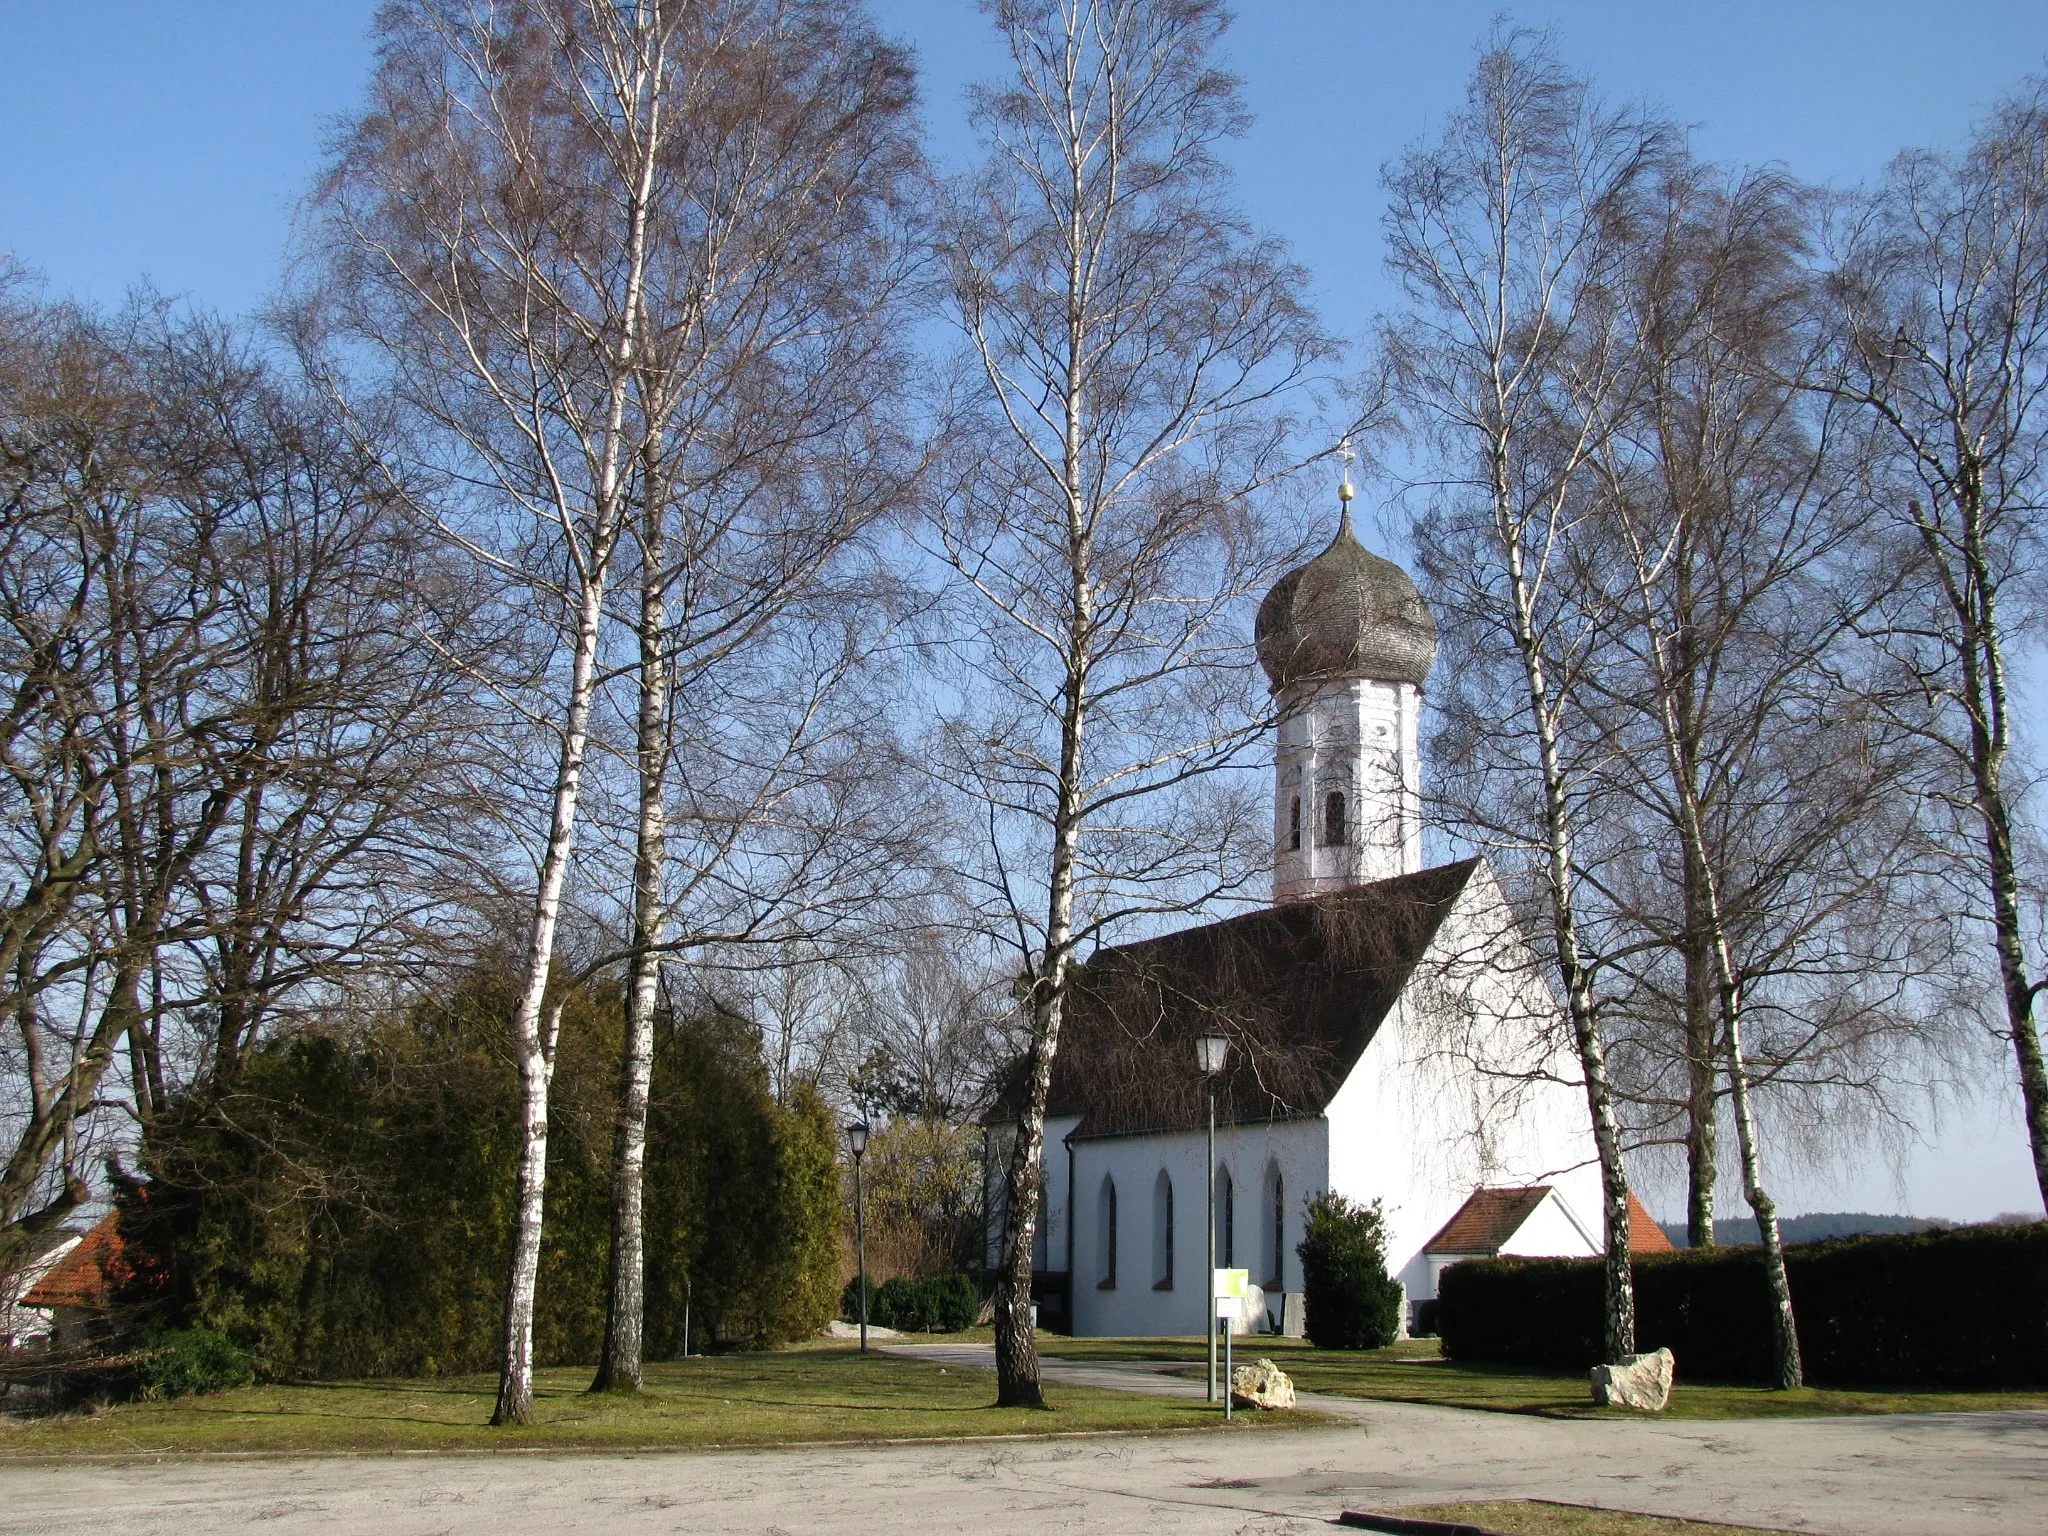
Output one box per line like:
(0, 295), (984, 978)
(1195, 1029), (1228, 1403)
(848, 1120), (871, 1353)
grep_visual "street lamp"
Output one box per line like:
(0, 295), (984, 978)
(1196, 1029), (1228, 1403)
(848, 1120), (871, 1353)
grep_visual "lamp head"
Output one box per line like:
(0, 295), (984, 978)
(847, 1120), (869, 1157)
(1195, 1030), (1229, 1077)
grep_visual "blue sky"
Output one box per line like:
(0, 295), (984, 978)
(3, 1), (2044, 1221)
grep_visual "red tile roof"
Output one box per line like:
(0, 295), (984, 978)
(1628, 1191), (1676, 1253)
(1424, 1186), (1677, 1256)
(1424, 1186), (1553, 1254)
(21, 1213), (123, 1309)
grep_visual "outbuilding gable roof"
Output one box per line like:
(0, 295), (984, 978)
(1424, 1185), (1554, 1254)
(1024, 860), (1480, 1140)
(21, 1213), (123, 1310)
(1424, 1185), (1676, 1256)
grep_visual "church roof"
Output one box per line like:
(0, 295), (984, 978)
(1255, 510), (1438, 690)
(1013, 859), (1480, 1141)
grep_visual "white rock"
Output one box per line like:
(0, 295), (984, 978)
(1229, 1356), (1297, 1410)
(819, 1319), (902, 1340)
(1590, 1347), (1675, 1411)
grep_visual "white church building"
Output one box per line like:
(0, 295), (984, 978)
(988, 485), (1666, 1337)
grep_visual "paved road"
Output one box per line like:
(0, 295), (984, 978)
(0, 1346), (2041, 1534)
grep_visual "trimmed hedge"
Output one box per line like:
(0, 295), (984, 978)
(1437, 1223), (2048, 1387)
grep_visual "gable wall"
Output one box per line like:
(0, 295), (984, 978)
(1323, 864), (1604, 1304)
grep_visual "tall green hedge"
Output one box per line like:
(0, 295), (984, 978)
(1437, 1223), (2048, 1387)
(121, 967), (839, 1379)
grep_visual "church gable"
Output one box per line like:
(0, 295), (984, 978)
(1039, 859), (1481, 1139)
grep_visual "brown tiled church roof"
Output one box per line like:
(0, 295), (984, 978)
(1013, 860), (1480, 1140)
(1628, 1192), (1676, 1253)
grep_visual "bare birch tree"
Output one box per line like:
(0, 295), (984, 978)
(934, 0), (1329, 1407)
(320, 0), (688, 1424)
(1823, 76), (2048, 1208)
(1383, 27), (1667, 1366)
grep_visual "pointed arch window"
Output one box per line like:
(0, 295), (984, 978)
(1216, 1165), (1236, 1268)
(1096, 1174), (1118, 1289)
(1152, 1170), (1174, 1289)
(1265, 1164), (1286, 1290)
(1322, 791), (1347, 846)
(1288, 795), (1301, 851)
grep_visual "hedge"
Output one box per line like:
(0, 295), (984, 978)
(1437, 1223), (2048, 1387)
(840, 1273), (979, 1333)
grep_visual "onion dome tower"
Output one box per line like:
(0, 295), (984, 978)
(1255, 446), (1437, 901)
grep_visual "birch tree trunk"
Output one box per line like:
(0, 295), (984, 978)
(940, 0), (1328, 1409)
(593, 475), (667, 1395)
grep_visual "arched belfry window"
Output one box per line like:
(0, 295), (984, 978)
(1152, 1170), (1174, 1290)
(1265, 1164), (1285, 1290)
(1322, 791), (1347, 846)
(1288, 795), (1301, 851)
(1096, 1174), (1117, 1289)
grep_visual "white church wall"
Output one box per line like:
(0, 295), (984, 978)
(982, 1113), (1082, 1277)
(1325, 866), (1605, 1305)
(1066, 1118), (1326, 1337)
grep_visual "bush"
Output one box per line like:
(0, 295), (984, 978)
(124, 965), (842, 1377)
(135, 1328), (251, 1399)
(1297, 1194), (1404, 1349)
(841, 1274), (878, 1323)
(1436, 1223), (2048, 1387)
(866, 1273), (981, 1333)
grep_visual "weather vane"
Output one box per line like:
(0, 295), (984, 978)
(1337, 436), (1356, 504)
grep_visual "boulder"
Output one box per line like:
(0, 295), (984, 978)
(1589, 1347), (1675, 1411)
(1229, 1356), (1297, 1410)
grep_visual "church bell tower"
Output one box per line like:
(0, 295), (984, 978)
(1254, 448), (1437, 903)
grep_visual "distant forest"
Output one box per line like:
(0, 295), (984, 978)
(1659, 1214), (1950, 1248)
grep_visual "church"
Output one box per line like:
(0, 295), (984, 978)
(987, 475), (1666, 1337)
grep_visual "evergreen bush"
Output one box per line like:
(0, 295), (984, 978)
(122, 964), (841, 1378)
(1297, 1193), (1404, 1349)
(135, 1328), (251, 1399)
(866, 1273), (980, 1332)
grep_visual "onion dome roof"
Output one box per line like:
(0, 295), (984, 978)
(1255, 508), (1437, 690)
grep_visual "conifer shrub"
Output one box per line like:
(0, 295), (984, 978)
(1297, 1193), (1404, 1349)
(122, 964), (840, 1378)
(135, 1328), (252, 1399)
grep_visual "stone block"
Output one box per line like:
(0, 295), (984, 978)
(1229, 1356), (1296, 1410)
(1589, 1347), (1675, 1411)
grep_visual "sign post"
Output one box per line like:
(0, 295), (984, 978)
(1213, 1268), (1248, 1420)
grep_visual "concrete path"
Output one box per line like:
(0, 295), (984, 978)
(0, 1347), (2041, 1534)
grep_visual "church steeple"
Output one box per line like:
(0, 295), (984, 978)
(1255, 446), (1435, 902)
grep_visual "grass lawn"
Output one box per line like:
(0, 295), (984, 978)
(1362, 1500), (1799, 1534)
(0, 1341), (1324, 1460)
(1039, 1335), (2048, 1420)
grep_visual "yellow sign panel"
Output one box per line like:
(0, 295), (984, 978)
(1211, 1267), (1250, 1299)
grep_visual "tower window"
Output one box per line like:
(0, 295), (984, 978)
(1288, 795), (1301, 851)
(1322, 791), (1347, 846)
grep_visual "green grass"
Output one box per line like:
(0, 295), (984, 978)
(1039, 1335), (2048, 1419)
(0, 1342), (1321, 1460)
(1370, 1500), (1799, 1534)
